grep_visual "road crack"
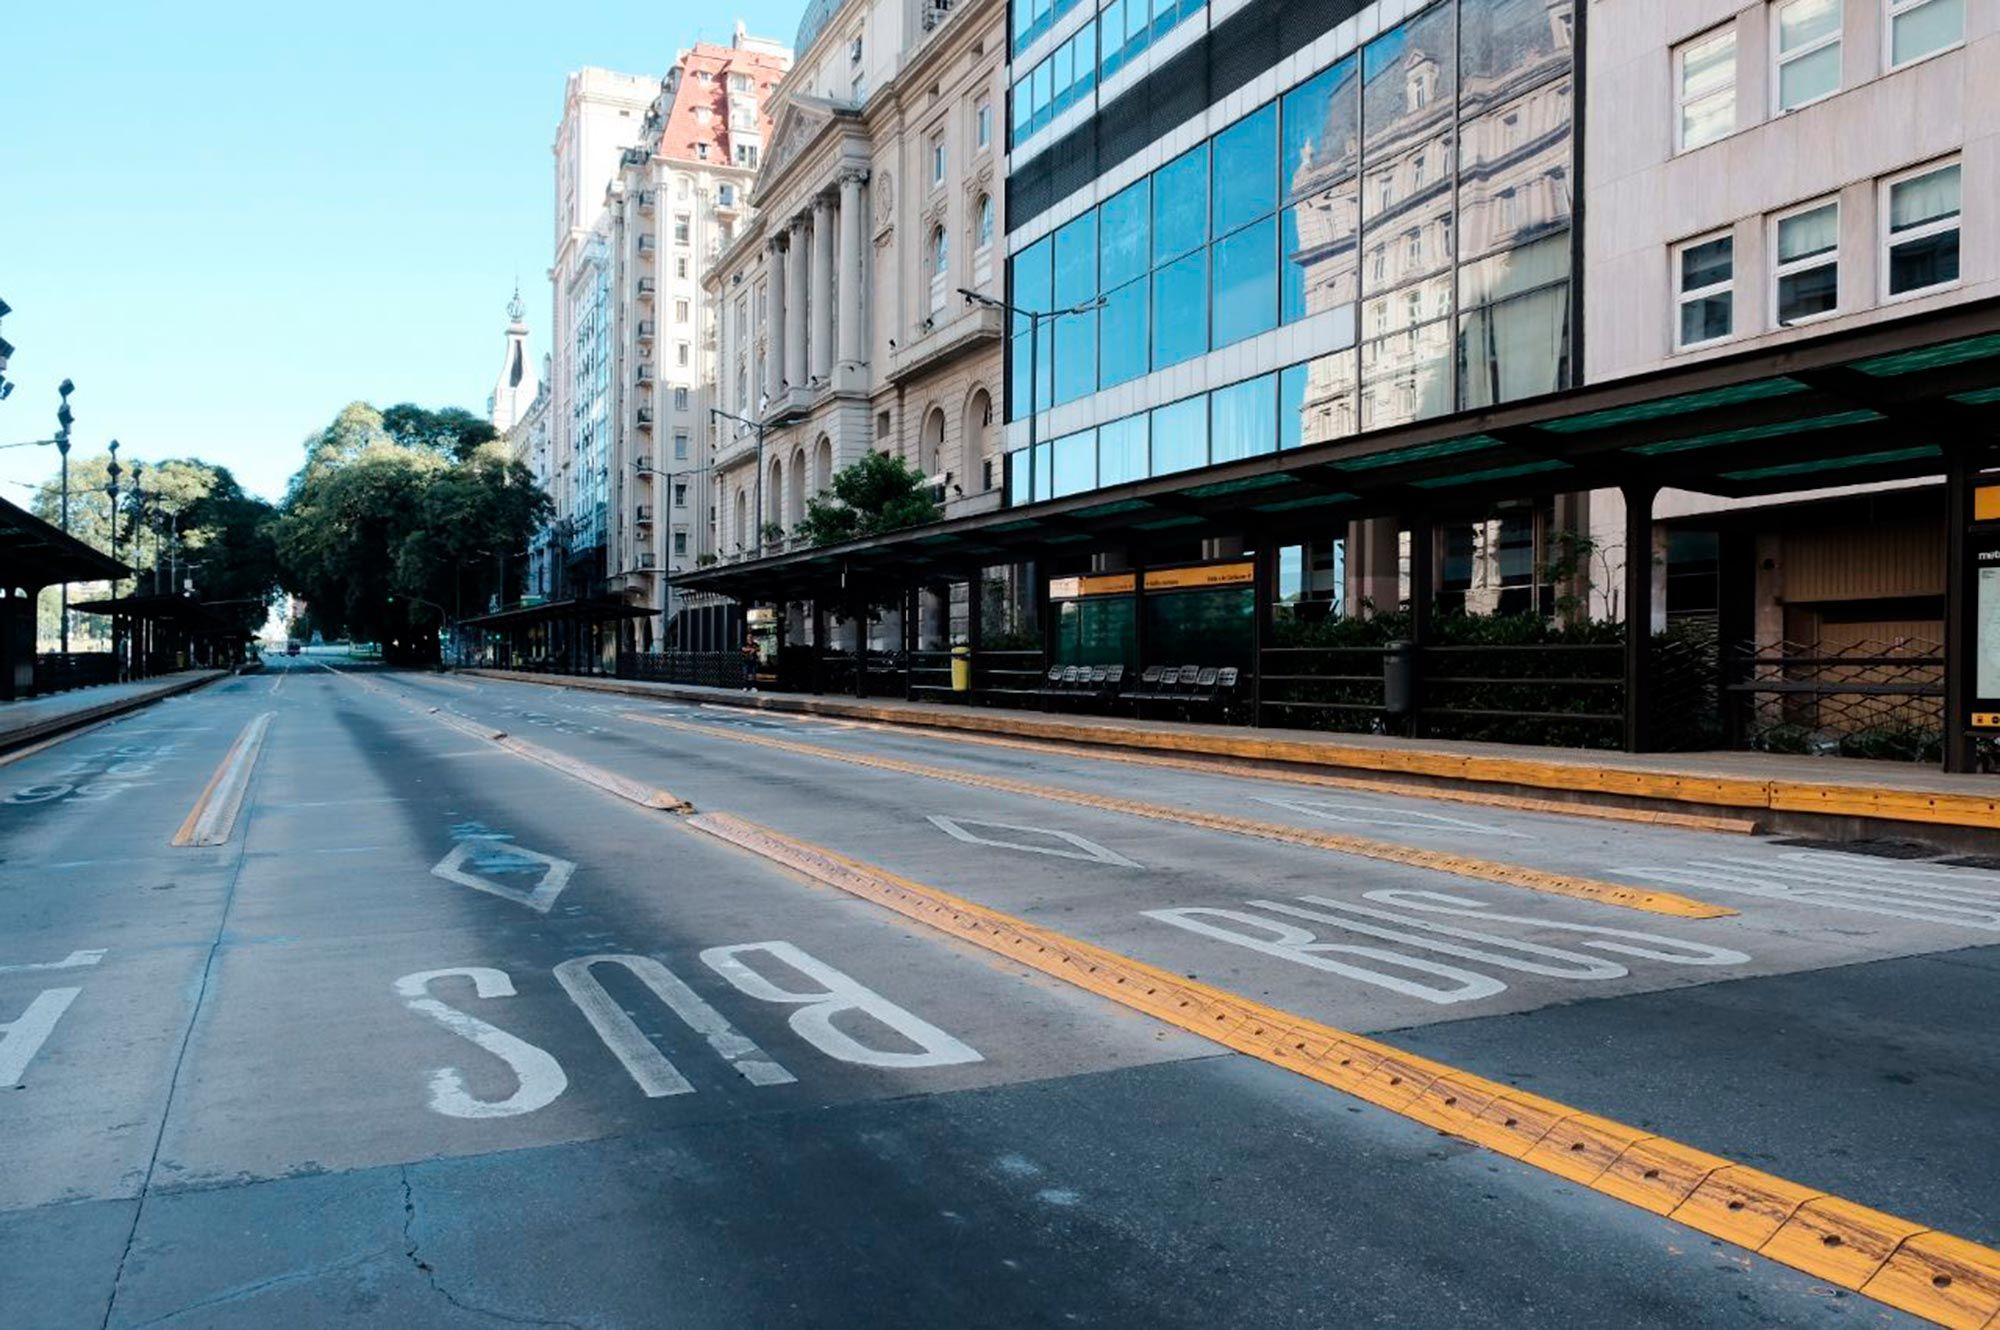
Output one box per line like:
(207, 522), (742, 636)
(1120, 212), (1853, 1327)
(400, 1167), (584, 1329)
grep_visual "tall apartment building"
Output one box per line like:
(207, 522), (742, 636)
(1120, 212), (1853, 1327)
(605, 29), (792, 651)
(541, 68), (657, 609)
(704, 0), (1010, 647)
(1584, 0), (1993, 656)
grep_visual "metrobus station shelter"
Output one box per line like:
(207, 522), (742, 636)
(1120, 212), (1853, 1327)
(0, 496), (129, 700)
(675, 300), (2000, 773)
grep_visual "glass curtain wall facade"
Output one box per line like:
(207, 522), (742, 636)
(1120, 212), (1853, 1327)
(1004, 0), (1575, 509)
(1012, 0), (1209, 147)
(568, 250), (613, 553)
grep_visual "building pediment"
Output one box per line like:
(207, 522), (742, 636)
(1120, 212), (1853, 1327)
(765, 97), (840, 180)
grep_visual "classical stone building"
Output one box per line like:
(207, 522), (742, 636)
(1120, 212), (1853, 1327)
(705, 0), (1009, 617)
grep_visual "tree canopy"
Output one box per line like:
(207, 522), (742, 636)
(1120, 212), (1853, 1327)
(797, 451), (941, 548)
(273, 401), (548, 647)
(29, 455), (279, 643)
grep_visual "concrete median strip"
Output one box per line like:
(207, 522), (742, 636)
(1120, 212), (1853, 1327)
(687, 808), (2000, 1329)
(171, 711), (274, 847)
(625, 712), (1730, 920)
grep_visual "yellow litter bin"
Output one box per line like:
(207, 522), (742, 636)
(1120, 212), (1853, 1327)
(950, 644), (972, 692)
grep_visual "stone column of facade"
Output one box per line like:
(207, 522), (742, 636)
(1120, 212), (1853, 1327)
(765, 236), (787, 406)
(785, 216), (809, 394)
(809, 196), (834, 386)
(836, 169), (868, 376)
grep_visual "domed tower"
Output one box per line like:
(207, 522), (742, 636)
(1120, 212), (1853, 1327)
(488, 285), (539, 434)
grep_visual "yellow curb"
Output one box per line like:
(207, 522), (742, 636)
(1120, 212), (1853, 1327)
(844, 721), (1761, 834)
(686, 809), (2000, 1330)
(170, 711), (274, 848)
(627, 712), (1731, 919)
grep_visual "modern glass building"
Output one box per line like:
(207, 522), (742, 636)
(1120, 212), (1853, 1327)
(1003, 0), (1576, 506)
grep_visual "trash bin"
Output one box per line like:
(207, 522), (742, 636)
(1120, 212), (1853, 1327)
(951, 644), (972, 692)
(1383, 639), (1416, 718)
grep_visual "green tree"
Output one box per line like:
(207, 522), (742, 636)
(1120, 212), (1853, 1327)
(29, 454), (278, 646)
(797, 451), (941, 548)
(274, 406), (548, 647)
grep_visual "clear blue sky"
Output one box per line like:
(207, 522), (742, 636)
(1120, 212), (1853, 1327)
(0, 0), (804, 505)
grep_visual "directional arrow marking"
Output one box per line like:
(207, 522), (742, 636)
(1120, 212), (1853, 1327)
(431, 838), (577, 914)
(927, 815), (1142, 869)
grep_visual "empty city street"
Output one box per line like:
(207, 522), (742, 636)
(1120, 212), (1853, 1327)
(3, 657), (1995, 1327)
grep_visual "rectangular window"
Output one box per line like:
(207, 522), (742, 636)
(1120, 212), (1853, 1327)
(1051, 429), (1097, 497)
(674, 431), (690, 460)
(1210, 104), (1277, 238)
(674, 483), (688, 508)
(1888, 0), (1963, 66)
(1774, 0), (1841, 112)
(1099, 277), (1150, 389)
(1098, 414), (1149, 487)
(1210, 374), (1277, 463)
(1883, 160), (1960, 297)
(1152, 250), (1208, 369)
(674, 215), (692, 244)
(1099, 178), (1150, 291)
(1773, 199), (1839, 324)
(1211, 215), (1278, 348)
(931, 134), (947, 186)
(976, 96), (992, 148)
(674, 387), (689, 410)
(1676, 232), (1735, 347)
(675, 299), (690, 323)
(677, 341), (692, 366)
(1152, 144), (1209, 266)
(1676, 26), (1736, 151)
(1150, 396), (1209, 476)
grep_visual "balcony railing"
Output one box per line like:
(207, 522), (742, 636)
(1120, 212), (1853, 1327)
(636, 505), (654, 524)
(636, 365), (654, 384)
(636, 408), (654, 429)
(638, 189), (656, 212)
(637, 320), (656, 341)
(637, 235), (656, 254)
(636, 278), (656, 300)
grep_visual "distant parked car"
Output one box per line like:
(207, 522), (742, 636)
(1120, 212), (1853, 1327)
(285, 640), (301, 656)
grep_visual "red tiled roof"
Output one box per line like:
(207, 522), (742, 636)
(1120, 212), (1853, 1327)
(659, 42), (788, 166)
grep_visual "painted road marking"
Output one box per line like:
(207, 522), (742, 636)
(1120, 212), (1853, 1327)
(927, 814), (1143, 869)
(0, 949), (106, 975)
(623, 712), (1729, 919)
(432, 823), (577, 914)
(1616, 851), (2000, 931)
(393, 967), (569, 1120)
(1146, 891), (1751, 1005)
(701, 941), (984, 1070)
(0, 988), (82, 1087)
(171, 711), (275, 846)
(554, 954), (796, 1096)
(5, 738), (183, 806)
(683, 810), (2000, 1329)
(1252, 794), (1533, 840)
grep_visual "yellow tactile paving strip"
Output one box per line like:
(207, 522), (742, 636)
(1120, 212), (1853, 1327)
(623, 711), (1732, 920)
(687, 810), (2000, 1329)
(466, 670), (2000, 834)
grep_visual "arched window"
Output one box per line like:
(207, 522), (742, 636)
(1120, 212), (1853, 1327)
(928, 225), (949, 315)
(767, 456), (784, 531)
(963, 388), (992, 488)
(733, 490), (748, 551)
(789, 446), (807, 526)
(920, 406), (947, 478)
(973, 195), (995, 285)
(814, 436), (834, 495)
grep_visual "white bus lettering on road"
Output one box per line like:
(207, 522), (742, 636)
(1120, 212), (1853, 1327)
(554, 954), (795, 1097)
(1252, 795), (1532, 840)
(393, 967), (568, 1119)
(0, 949), (107, 975)
(928, 815), (1143, 868)
(701, 941), (984, 1069)
(1144, 908), (1507, 1004)
(0, 989), (82, 1087)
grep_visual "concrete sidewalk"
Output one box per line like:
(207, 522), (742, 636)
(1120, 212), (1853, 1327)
(0, 671), (228, 756)
(457, 668), (2000, 846)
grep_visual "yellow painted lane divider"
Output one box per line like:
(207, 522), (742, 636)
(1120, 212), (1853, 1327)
(687, 809), (2000, 1329)
(625, 712), (1731, 920)
(320, 663), (690, 813)
(171, 711), (275, 847)
(844, 720), (1760, 835)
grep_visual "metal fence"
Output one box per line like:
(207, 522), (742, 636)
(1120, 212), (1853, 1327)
(1727, 637), (1945, 762)
(615, 651), (749, 690)
(33, 652), (118, 695)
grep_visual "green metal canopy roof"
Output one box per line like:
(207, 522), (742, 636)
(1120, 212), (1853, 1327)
(677, 296), (2000, 602)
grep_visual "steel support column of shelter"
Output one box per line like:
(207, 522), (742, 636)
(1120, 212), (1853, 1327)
(1943, 448), (1975, 774)
(1623, 482), (1660, 754)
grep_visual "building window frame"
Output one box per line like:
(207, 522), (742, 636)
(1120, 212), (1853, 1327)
(1880, 156), (1962, 301)
(1771, 195), (1841, 327)
(1674, 24), (1737, 153)
(1885, 0), (1965, 69)
(1674, 229), (1736, 351)
(930, 133), (947, 189)
(1771, 0), (1843, 115)
(975, 96), (992, 150)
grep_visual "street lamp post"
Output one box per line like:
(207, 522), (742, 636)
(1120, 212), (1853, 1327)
(710, 407), (769, 559)
(105, 440), (122, 677)
(958, 291), (1102, 504)
(55, 379), (74, 654)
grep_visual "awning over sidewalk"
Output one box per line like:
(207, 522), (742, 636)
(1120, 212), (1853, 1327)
(460, 596), (658, 631)
(679, 297), (2000, 601)
(70, 593), (240, 635)
(0, 496), (129, 590)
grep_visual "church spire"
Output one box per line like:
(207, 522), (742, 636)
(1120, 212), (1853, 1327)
(488, 284), (539, 433)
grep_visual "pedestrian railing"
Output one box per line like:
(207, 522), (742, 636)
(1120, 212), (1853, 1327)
(32, 652), (118, 695)
(1726, 637), (1945, 762)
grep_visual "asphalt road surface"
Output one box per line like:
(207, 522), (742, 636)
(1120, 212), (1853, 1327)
(3, 652), (1994, 1328)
